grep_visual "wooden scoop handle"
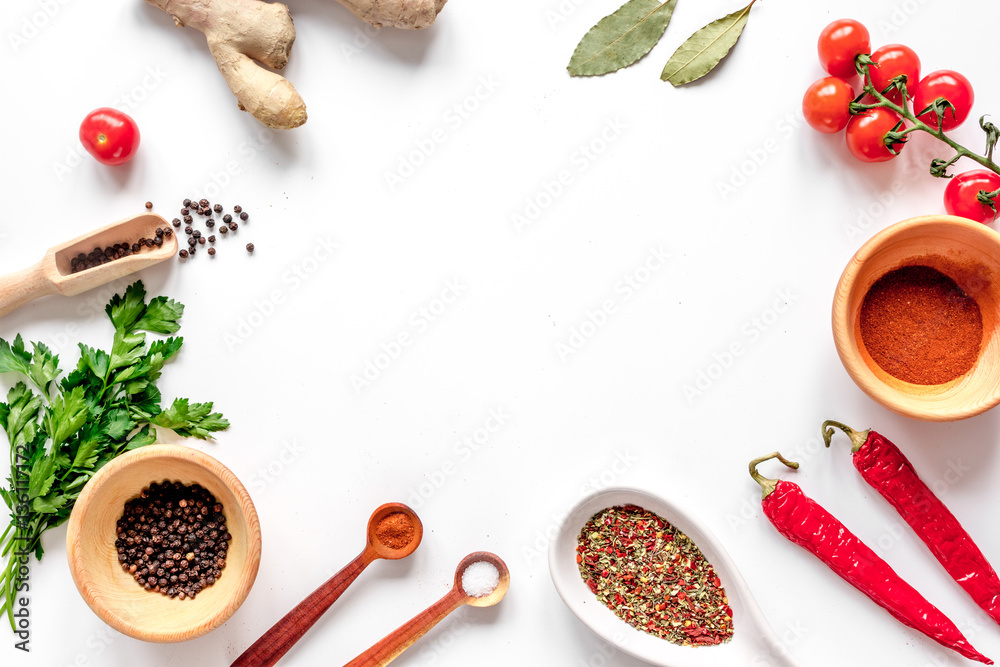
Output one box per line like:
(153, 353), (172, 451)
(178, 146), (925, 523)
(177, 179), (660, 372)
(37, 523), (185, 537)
(343, 587), (467, 667)
(0, 260), (55, 318)
(232, 550), (375, 667)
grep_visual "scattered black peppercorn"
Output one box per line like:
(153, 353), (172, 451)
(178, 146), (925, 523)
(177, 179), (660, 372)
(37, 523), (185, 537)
(208, 235), (216, 243)
(206, 220), (215, 228)
(246, 243), (254, 253)
(185, 226), (193, 235)
(183, 215), (193, 224)
(219, 225), (228, 235)
(145, 201), (153, 210)
(199, 198), (209, 208)
(164, 228), (173, 237)
(155, 228), (164, 238)
(172, 218), (181, 228)
(213, 204), (223, 213)
(229, 223), (238, 232)
(179, 249), (189, 258)
(233, 205), (242, 213)
(198, 237), (206, 245)
(180, 207), (189, 216)
(183, 198), (192, 207)
(223, 214), (232, 223)
(207, 247), (216, 256)
(193, 230), (202, 239)
(239, 212), (248, 221)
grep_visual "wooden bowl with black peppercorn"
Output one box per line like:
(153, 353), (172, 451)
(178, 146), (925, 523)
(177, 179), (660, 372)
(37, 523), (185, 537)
(66, 445), (261, 642)
(833, 214), (1000, 421)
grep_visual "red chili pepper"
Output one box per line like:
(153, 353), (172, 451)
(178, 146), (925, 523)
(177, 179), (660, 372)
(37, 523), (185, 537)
(750, 452), (992, 664)
(824, 420), (1000, 626)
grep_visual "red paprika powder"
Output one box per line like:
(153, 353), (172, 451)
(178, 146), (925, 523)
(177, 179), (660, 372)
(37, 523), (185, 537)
(859, 265), (982, 385)
(374, 512), (416, 549)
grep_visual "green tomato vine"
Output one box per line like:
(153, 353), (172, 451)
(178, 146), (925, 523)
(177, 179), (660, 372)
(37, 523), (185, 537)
(850, 55), (1000, 213)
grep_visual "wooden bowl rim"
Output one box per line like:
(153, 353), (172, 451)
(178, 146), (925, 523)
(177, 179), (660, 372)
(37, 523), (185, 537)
(833, 214), (1000, 421)
(65, 444), (261, 642)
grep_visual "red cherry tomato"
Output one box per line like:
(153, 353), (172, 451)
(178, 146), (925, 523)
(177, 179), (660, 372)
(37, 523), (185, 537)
(818, 19), (870, 80)
(79, 108), (140, 166)
(912, 70), (974, 131)
(845, 108), (905, 162)
(803, 77), (855, 133)
(868, 44), (920, 106)
(943, 170), (1000, 223)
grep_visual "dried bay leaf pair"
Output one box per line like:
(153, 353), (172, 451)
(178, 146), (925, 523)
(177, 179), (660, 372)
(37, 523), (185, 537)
(567, 0), (757, 85)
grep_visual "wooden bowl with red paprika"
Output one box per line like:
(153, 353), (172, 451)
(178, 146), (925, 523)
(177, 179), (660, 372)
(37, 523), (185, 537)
(833, 214), (1000, 421)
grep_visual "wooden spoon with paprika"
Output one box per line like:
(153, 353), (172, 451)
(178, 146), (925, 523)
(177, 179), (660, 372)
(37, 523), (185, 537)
(231, 503), (422, 667)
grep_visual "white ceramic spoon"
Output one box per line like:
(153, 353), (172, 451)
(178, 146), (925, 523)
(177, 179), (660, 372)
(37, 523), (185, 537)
(549, 487), (803, 667)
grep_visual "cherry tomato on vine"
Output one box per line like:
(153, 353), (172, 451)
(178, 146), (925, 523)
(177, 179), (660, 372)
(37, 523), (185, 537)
(943, 170), (1000, 223)
(818, 19), (870, 80)
(803, 77), (855, 133)
(845, 108), (906, 162)
(868, 44), (920, 106)
(79, 108), (140, 166)
(912, 70), (974, 131)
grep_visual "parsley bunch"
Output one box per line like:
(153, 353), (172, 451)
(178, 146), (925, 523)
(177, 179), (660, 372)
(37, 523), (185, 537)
(0, 281), (228, 631)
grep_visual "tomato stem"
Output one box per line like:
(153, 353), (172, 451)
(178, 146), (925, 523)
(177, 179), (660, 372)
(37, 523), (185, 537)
(856, 57), (1000, 181)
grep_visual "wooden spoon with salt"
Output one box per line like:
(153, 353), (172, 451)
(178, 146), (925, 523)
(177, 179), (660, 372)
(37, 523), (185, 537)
(231, 503), (422, 667)
(344, 551), (510, 667)
(0, 213), (177, 318)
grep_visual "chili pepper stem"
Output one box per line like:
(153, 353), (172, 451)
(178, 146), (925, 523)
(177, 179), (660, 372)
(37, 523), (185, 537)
(748, 452), (799, 500)
(822, 420), (870, 453)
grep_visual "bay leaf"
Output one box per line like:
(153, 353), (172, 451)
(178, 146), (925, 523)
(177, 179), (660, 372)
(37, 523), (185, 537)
(568, 0), (678, 77)
(660, 0), (756, 86)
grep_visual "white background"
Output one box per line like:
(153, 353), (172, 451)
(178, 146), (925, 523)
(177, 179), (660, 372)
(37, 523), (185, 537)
(3, 0), (1000, 665)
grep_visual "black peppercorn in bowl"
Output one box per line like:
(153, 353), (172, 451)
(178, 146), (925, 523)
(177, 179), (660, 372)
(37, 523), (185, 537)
(66, 445), (261, 642)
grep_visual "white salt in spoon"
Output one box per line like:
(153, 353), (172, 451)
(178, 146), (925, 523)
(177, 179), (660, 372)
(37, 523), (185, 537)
(549, 487), (803, 667)
(344, 551), (510, 667)
(0, 213), (177, 318)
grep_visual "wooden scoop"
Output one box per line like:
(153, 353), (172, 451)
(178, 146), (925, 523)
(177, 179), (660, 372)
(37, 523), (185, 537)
(344, 551), (510, 667)
(0, 213), (177, 318)
(231, 503), (423, 667)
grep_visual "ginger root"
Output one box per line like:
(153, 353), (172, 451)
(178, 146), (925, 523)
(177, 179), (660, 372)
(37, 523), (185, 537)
(336, 0), (448, 29)
(145, 0), (307, 129)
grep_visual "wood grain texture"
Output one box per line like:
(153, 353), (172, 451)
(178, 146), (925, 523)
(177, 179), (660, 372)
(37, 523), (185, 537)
(231, 502), (422, 667)
(0, 213), (176, 317)
(65, 445), (261, 643)
(833, 214), (1000, 421)
(231, 551), (374, 667)
(344, 552), (510, 667)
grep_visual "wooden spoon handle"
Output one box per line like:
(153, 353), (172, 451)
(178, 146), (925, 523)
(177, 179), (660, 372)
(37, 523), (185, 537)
(343, 588), (467, 667)
(232, 550), (374, 667)
(0, 261), (54, 318)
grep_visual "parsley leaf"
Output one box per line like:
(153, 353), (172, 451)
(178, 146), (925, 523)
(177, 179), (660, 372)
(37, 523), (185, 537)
(135, 296), (184, 334)
(153, 398), (230, 439)
(105, 281), (147, 332)
(0, 336), (31, 377)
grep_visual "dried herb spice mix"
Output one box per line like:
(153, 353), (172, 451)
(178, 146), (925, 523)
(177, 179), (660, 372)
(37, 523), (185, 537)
(576, 505), (733, 646)
(116, 481), (230, 600)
